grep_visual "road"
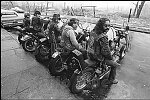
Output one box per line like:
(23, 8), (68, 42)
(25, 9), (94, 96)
(1, 27), (150, 99)
(1, 28), (81, 100)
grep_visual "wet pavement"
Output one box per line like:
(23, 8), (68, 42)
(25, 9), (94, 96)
(1, 28), (80, 99)
(106, 31), (150, 99)
(1, 26), (150, 99)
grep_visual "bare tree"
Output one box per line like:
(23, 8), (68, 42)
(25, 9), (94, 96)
(136, 1), (145, 18)
(9, 1), (14, 8)
(46, 1), (49, 15)
(133, 1), (139, 16)
(26, 1), (31, 13)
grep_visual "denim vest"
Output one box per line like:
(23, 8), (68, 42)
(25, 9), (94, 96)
(61, 25), (77, 51)
(88, 31), (107, 61)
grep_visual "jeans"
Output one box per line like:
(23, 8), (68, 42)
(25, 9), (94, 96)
(105, 59), (120, 81)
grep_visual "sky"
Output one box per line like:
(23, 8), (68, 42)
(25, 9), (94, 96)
(16, 1), (137, 9)
(15, 1), (149, 13)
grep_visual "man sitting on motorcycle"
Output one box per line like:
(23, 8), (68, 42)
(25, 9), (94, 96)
(61, 18), (88, 69)
(23, 13), (31, 29)
(21, 12), (31, 34)
(31, 10), (45, 38)
(88, 18), (120, 84)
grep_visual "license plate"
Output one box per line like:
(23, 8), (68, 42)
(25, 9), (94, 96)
(52, 52), (60, 58)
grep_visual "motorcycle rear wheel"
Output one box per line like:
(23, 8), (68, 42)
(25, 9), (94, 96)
(69, 68), (93, 94)
(35, 44), (50, 63)
(119, 45), (126, 60)
(18, 34), (23, 44)
(48, 56), (65, 76)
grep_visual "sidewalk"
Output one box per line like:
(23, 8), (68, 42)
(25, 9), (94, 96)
(1, 28), (78, 99)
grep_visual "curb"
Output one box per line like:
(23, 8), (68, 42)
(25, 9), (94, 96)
(2, 28), (20, 44)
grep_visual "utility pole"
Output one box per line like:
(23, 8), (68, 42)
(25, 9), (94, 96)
(93, 6), (96, 18)
(46, 1), (49, 15)
(136, 1), (145, 18)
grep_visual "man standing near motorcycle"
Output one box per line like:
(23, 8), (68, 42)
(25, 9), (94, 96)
(46, 14), (63, 43)
(88, 18), (120, 84)
(18, 12), (31, 44)
(45, 14), (64, 55)
(61, 18), (88, 69)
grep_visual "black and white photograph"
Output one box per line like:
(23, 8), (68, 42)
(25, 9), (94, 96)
(1, 1), (150, 99)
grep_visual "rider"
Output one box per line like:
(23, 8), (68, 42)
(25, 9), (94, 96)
(31, 10), (45, 37)
(23, 12), (31, 30)
(46, 14), (63, 43)
(61, 18), (88, 69)
(88, 18), (120, 84)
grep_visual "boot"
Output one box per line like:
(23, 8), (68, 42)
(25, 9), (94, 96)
(108, 67), (118, 84)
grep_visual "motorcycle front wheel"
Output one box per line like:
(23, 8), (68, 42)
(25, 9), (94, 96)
(18, 34), (23, 44)
(48, 55), (65, 76)
(22, 38), (38, 52)
(69, 68), (93, 94)
(119, 45), (126, 60)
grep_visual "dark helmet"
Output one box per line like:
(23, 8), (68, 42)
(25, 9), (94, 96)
(52, 14), (61, 21)
(68, 18), (79, 26)
(34, 10), (41, 16)
(24, 13), (30, 18)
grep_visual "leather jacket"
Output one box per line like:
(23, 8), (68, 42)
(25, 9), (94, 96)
(88, 31), (113, 61)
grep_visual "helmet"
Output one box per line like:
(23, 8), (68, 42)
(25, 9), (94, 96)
(24, 13), (30, 18)
(34, 10), (41, 16)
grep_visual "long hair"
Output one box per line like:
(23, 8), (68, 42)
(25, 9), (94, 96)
(93, 18), (110, 34)
(68, 18), (79, 26)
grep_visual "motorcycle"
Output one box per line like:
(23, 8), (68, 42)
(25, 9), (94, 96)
(18, 17), (51, 53)
(69, 56), (113, 94)
(20, 28), (46, 53)
(34, 19), (68, 63)
(48, 23), (90, 77)
(108, 26), (130, 61)
(34, 30), (60, 64)
(116, 27), (130, 56)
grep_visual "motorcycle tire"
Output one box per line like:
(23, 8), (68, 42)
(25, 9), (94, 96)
(48, 56), (65, 76)
(22, 38), (37, 52)
(119, 45), (126, 60)
(69, 68), (94, 94)
(35, 44), (50, 63)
